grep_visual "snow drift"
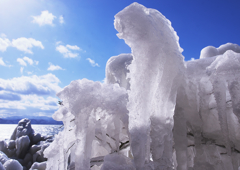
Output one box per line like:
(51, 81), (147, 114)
(43, 2), (240, 170)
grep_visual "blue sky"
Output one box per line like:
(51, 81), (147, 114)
(0, 0), (240, 118)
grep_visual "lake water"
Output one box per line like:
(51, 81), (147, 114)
(0, 124), (63, 141)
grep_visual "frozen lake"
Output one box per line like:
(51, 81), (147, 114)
(0, 124), (63, 140)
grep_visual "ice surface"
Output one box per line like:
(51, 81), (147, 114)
(44, 79), (128, 170)
(114, 2), (185, 169)
(200, 43), (240, 59)
(106, 53), (133, 90)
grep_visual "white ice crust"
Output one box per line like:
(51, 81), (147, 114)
(43, 2), (240, 170)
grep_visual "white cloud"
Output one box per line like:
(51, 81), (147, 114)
(191, 58), (195, 61)
(0, 74), (62, 117)
(20, 67), (24, 74)
(86, 58), (100, 67)
(0, 33), (7, 38)
(23, 56), (33, 65)
(12, 38), (44, 54)
(66, 45), (80, 50)
(56, 44), (81, 58)
(0, 73), (62, 96)
(47, 62), (65, 71)
(17, 58), (27, 66)
(35, 61), (39, 65)
(0, 58), (6, 66)
(59, 15), (64, 24)
(32, 10), (56, 26)
(0, 37), (11, 52)
(0, 58), (11, 67)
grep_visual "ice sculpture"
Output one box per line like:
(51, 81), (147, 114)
(44, 2), (240, 170)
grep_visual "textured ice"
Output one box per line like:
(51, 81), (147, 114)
(44, 79), (128, 170)
(43, 2), (240, 170)
(200, 43), (240, 59)
(106, 53), (133, 90)
(115, 2), (185, 169)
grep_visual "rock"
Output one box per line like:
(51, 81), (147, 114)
(3, 159), (23, 170)
(7, 140), (15, 150)
(11, 119), (34, 140)
(0, 151), (9, 165)
(15, 136), (30, 159)
(31, 133), (42, 145)
(23, 153), (31, 166)
(0, 141), (8, 155)
(0, 162), (5, 170)
(29, 145), (41, 155)
(30, 162), (46, 170)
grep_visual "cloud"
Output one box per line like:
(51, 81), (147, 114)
(0, 95), (59, 118)
(0, 92), (21, 101)
(66, 45), (80, 50)
(12, 38), (44, 54)
(17, 58), (27, 66)
(0, 33), (7, 38)
(59, 15), (64, 24)
(32, 10), (56, 26)
(0, 58), (7, 66)
(23, 56), (34, 65)
(86, 58), (100, 67)
(47, 62), (65, 71)
(0, 73), (62, 96)
(0, 74), (62, 117)
(0, 37), (11, 52)
(20, 67), (24, 74)
(56, 44), (81, 58)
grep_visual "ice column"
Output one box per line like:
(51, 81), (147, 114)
(207, 50), (240, 155)
(114, 3), (185, 169)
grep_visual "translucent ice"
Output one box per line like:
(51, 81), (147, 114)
(115, 2), (185, 169)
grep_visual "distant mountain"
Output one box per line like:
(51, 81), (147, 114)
(0, 116), (63, 125)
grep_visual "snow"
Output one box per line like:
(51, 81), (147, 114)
(200, 43), (240, 59)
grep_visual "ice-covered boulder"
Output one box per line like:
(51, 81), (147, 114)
(0, 162), (5, 170)
(3, 159), (23, 170)
(15, 135), (30, 159)
(0, 152), (9, 165)
(0, 118), (55, 170)
(10, 119), (34, 141)
(29, 162), (46, 170)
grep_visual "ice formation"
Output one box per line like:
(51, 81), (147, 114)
(0, 119), (54, 170)
(42, 2), (240, 170)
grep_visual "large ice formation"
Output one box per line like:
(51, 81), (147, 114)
(43, 2), (240, 170)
